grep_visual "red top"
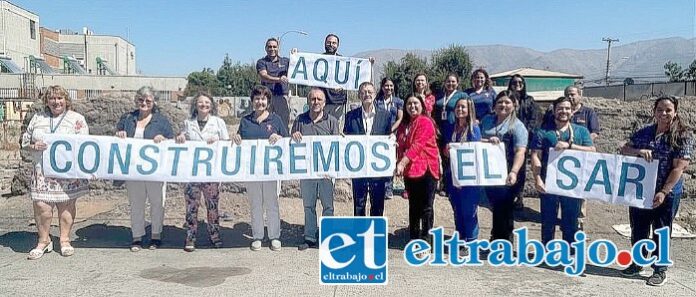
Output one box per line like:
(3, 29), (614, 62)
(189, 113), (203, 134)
(397, 115), (441, 179)
(424, 94), (436, 115)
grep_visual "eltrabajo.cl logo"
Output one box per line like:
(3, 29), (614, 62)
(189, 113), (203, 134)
(319, 217), (388, 285)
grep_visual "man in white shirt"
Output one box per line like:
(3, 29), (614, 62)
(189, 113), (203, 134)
(343, 82), (392, 216)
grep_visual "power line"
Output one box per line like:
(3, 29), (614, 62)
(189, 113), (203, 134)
(602, 37), (619, 86)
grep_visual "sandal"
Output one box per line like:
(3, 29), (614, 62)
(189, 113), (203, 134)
(130, 240), (142, 252)
(27, 241), (53, 260)
(60, 241), (75, 257)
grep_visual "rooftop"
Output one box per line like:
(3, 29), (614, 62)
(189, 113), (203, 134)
(490, 67), (583, 79)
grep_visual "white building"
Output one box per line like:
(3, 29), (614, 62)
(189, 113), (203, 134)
(47, 28), (136, 75)
(0, 1), (40, 72)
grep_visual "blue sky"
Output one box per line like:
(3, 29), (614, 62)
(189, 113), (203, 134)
(13, 0), (695, 77)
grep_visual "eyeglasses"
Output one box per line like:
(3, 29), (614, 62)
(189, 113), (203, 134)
(137, 98), (154, 105)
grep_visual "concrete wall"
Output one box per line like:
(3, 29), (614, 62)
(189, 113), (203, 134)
(625, 84), (651, 101)
(0, 73), (186, 101)
(0, 1), (40, 69)
(653, 82), (686, 97)
(584, 81), (695, 100)
(33, 74), (185, 91)
(584, 85), (624, 99)
(687, 81), (696, 96)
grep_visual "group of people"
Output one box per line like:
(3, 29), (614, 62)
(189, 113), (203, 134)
(20, 34), (693, 287)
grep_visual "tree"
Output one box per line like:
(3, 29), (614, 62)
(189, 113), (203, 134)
(383, 53), (428, 99)
(217, 54), (258, 96)
(381, 45), (474, 99)
(429, 44), (473, 92)
(185, 67), (220, 96)
(684, 60), (696, 81)
(664, 60), (684, 82)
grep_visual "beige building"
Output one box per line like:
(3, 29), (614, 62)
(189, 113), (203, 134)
(0, 1), (136, 75)
(0, 1), (40, 72)
(42, 28), (136, 75)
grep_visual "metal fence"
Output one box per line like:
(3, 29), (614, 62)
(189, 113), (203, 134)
(584, 81), (696, 100)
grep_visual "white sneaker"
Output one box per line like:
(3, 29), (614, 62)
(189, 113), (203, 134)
(250, 240), (262, 251)
(270, 239), (282, 251)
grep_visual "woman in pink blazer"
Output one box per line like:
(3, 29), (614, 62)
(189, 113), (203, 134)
(396, 94), (441, 248)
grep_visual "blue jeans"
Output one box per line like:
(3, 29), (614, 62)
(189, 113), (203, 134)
(540, 194), (581, 245)
(352, 178), (387, 216)
(448, 185), (481, 241)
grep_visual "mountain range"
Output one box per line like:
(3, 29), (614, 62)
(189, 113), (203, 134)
(354, 37), (696, 84)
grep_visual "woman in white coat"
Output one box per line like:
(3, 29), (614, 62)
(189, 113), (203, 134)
(175, 92), (230, 252)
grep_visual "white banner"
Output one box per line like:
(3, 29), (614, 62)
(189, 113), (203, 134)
(41, 134), (395, 183)
(545, 149), (658, 209)
(288, 52), (372, 90)
(449, 142), (507, 187)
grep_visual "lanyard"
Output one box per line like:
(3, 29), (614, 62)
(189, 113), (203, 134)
(555, 124), (574, 143)
(441, 92), (456, 120)
(49, 112), (68, 134)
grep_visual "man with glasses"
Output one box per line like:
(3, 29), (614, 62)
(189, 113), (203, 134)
(343, 82), (392, 216)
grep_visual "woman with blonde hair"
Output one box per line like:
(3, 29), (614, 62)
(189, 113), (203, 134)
(444, 97), (482, 247)
(22, 85), (90, 259)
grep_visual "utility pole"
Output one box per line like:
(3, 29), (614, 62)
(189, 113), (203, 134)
(602, 37), (619, 86)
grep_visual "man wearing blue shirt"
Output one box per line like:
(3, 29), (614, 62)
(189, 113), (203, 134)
(531, 96), (595, 246)
(542, 86), (600, 230)
(256, 38), (291, 126)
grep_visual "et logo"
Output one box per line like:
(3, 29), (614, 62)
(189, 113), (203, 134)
(319, 217), (388, 285)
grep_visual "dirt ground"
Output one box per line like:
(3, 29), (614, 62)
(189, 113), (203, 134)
(0, 188), (695, 295)
(1, 96), (695, 295)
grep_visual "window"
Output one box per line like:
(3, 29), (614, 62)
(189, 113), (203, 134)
(30, 20), (36, 39)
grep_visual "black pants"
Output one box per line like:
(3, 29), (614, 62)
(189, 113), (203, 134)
(352, 178), (387, 216)
(485, 185), (515, 241)
(405, 172), (437, 244)
(270, 95), (290, 127)
(629, 193), (675, 272)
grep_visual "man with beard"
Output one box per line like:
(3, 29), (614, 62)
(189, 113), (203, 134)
(257, 37), (291, 126)
(542, 86), (599, 230)
(291, 87), (340, 250)
(319, 34), (348, 124)
(531, 96), (595, 246)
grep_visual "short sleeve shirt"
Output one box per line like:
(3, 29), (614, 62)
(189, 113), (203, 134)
(542, 105), (600, 134)
(375, 96), (403, 124)
(239, 112), (289, 140)
(481, 115), (529, 164)
(464, 88), (496, 121)
(627, 124), (694, 194)
(256, 56), (290, 96)
(531, 123), (594, 179)
(291, 111), (340, 136)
